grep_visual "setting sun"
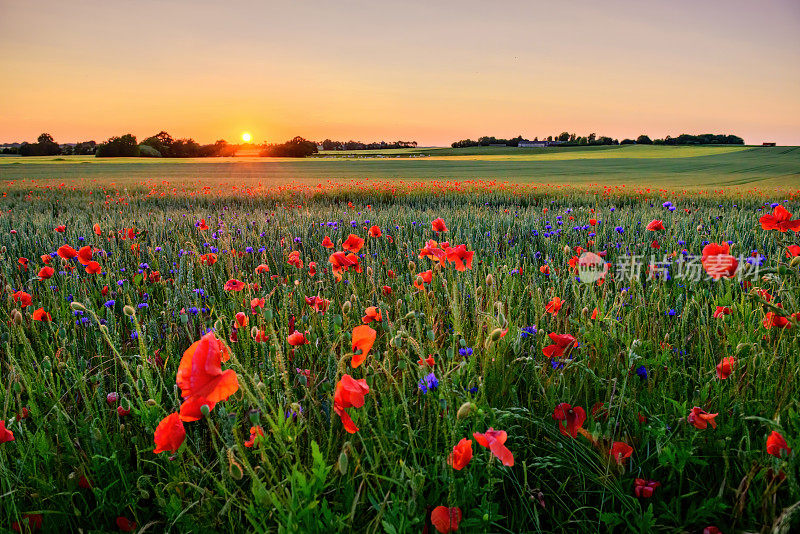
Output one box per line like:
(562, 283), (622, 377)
(241, 132), (252, 143)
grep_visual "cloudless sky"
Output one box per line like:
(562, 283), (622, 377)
(1, 0), (799, 145)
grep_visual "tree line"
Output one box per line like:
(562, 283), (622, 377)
(452, 132), (744, 148)
(320, 139), (418, 151)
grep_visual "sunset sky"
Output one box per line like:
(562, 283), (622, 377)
(1, 0), (799, 146)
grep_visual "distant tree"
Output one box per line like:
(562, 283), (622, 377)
(636, 135), (653, 145)
(96, 134), (139, 157)
(620, 138), (635, 145)
(19, 133), (61, 156)
(142, 131), (175, 157)
(558, 132), (571, 142)
(260, 136), (318, 157)
(74, 141), (97, 155)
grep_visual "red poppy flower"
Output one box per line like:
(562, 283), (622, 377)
(701, 242), (738, 279)
(40, 254), (51, 265)
(542, 333), (576, 358)
(18, 257), (28, 271)
(321, 236), (334, 248)
(431, 218), (448, 233)
(633, 478), (661, 498)
(703, 527), (722, 534)
(342, 234), (365, 253)
(116, 516), (137, 532)
(418, 355), (435, 366)
(552, 403), (586, 438)
(545, 297), (563, 315)
(224, 279), (245, 291)
(351, 325), (376, 368)
(713, 306), (732, 319)
(589, 218), (597, 226)
(448, 438), (473, 470)
(687, 407), (718, 430)
(0, 420), (14, 443)
(414, 270), (433, 290)
(646, 219), (665, 231)
(85, 261), (102, 274)
(11, 514), (42, 532)
(77, 245), (93, 265)
(591, 307), (599, 320)
(55, 225), (66, 233)
(93, 223), (102, 235)
(287, 331), (309, 346)
(382, 285), (392, 296)
(254, 263), (270, 274)
(334, 374), (369, 433)
(419, 243), (447, 264)
(473, 427), (514, 466)
(234, 312), (248, 328)
(539, 265), (550, 275)
(152, 412), (185, 453)
(445, 244), (474, 271)
(57, 245), (78, 260)
(329, 251), (357, 279)
(196, 219), (209, 231)
(430, 506), (461, 533)
(368, 225), (382, 238)
(787, 245), (800, 258)
(244, 425), (265, 448)
(32, 308), (52, 322)
(287, 250), (303, 269)
(176, 332), (238, 421)
(37, 266), (54, 280)
(609, 441), (633, 465)
(13, 291), (32, 308)
(759, 205), (800, 232)
(361, 306), (382, 324)
(716, 356), (735, 379)
(308, 261), (317, 277)
(767, 430), (792, 458)
(200, 253), (218, 266)
(763, 311), (791, 329)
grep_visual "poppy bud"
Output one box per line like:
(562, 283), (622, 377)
(11, 309), (23, 324)
(338, 452), (349, 475)
(434, 263), (442, 273)
(581, 307), (589, 317)
(457, 402), (476, 419)
(489, 328), (503, 341)
(791, 256), (800, 268)
(366, 266), (373, 277)
(146, 399), (156, 406)
(404, 311), (415, 320)
(123, 305), (135, 317)
(486, 274), (494, 286)
(200, 404), (211, 417)
(250, 326), (259, 339)
(70, 301), (86, 312)
(476, 285), (483, 296)
(228, 458), (244, 480)
(342, 300), (352, 313)
(563, 245), (571, 255)
(427, 290), (434, 299)
(214, 318), (223, 331)
(408, 261), (416, 272)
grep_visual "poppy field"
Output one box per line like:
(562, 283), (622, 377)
(1, 178), (800, 533)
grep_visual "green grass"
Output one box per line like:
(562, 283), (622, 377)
(0, 179), (799, 532)
(2, 146), (798, 189)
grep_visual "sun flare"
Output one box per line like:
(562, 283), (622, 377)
(241, 132), (252, 143)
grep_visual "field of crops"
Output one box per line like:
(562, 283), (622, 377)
(1, 174), (800, 533)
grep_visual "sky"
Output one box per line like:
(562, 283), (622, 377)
(1, 0), (799, 146)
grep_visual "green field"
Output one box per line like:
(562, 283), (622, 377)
(2, 145), (798, 189)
